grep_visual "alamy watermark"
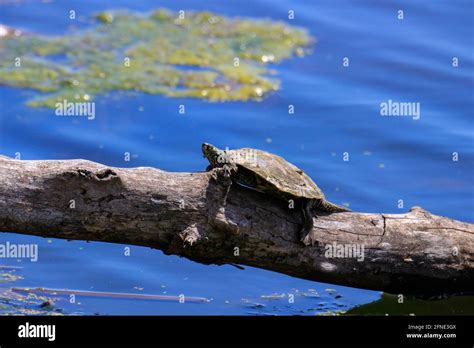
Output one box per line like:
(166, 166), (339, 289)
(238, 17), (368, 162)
(218, 147), (258, 167)
(18, 322), (55, 341)
(325, 242), (365, 262)
(380, 99), (420, 120)
(0, 241), (38, 262)
(55, 99), (95, 120)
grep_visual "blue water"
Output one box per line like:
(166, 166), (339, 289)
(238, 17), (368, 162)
(0, 0), (473, 315)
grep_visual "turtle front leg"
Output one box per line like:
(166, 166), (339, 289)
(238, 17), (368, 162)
(222, 163), (239, 204)
(300, 199), (314, 244)
(209, 163), (237, 181)
(223, 162), (238, 178)
(210, 163), (237, 206)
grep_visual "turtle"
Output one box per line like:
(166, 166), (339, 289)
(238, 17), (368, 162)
(202, 143), (351, 243)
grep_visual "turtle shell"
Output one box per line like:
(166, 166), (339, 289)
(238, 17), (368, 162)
(225, 148), (325, 200)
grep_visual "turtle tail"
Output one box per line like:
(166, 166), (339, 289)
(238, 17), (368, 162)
(316, 200), (351, 213)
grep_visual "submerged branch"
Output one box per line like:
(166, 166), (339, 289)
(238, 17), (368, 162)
(11, 288), (209, 303)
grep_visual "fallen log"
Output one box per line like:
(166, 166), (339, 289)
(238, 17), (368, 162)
(0, 156), (472, 297)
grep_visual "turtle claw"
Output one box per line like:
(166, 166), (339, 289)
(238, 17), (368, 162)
(223, 163), (237, 178)
(210, 170), (219, 182)
(210, 166), (235, 183)
(300, 235), (310, 246)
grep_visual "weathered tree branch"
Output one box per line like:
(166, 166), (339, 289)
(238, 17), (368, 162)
(0, 156), (472, 297)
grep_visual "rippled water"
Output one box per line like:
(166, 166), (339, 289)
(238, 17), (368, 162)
(0, 0), (473, 315)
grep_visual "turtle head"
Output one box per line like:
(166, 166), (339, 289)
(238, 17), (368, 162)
(202, 143), (225, 168)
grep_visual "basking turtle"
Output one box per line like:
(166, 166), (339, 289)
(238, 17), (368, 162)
(202, 143), (350, 243)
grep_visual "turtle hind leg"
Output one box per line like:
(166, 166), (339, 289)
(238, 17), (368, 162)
(317, 200), (351, 213)
(300, 199), (314, 244)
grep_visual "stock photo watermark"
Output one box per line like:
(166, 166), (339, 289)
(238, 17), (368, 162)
(324, 242), (365, 262)
(55, 99), (96, 120)
(0, 241), (38, 262)
(218, 147), (258, 167)
(18, 322), (55, 342)
(380, 99), (420, 120)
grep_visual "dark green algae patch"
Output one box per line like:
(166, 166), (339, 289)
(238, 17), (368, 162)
(0, 9), (313, 108)
(346, 293), (474, 316)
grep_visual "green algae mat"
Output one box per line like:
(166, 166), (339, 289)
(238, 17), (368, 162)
(0, 9), (313, 108)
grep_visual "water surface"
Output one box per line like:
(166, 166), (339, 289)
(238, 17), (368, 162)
(0, 0), (472, 315)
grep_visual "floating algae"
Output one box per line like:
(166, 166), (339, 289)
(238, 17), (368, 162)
(0, 288), (65, 315)
(0, 9), (312, 108)
(0, 270), (65, 315)
(0, 272), (23, 282)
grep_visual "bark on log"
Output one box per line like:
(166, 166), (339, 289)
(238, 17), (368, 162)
(0, 156), (472, 297)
